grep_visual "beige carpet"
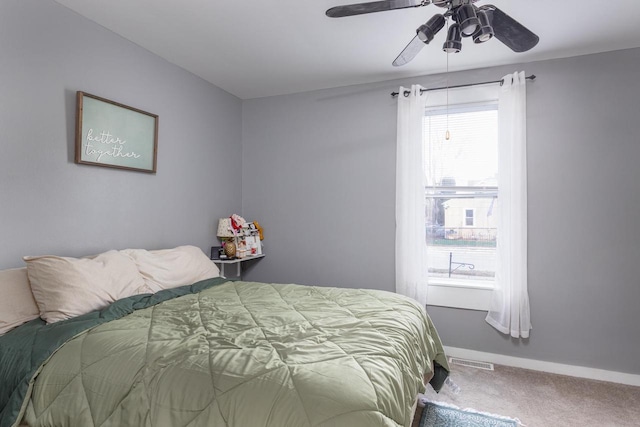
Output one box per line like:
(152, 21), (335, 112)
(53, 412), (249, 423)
(417, 363), (640, 427)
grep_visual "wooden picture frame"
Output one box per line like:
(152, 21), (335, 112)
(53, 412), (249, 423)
(75, 91), (158, 173)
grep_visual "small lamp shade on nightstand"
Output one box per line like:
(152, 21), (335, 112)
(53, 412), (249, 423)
(217, 218), (235, 238)
(217, 218), (237, 258)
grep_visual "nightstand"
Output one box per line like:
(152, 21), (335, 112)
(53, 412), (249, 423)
(212, 254), (265, 279)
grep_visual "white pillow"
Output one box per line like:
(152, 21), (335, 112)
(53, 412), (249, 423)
(122, 245), (220, 292)
(24, 250), (150, 324)
(0, 267), (40, 335)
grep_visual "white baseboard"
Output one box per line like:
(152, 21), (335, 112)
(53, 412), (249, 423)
(444, 346), (640, 387)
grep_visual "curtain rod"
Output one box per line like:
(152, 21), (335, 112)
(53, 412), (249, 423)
(391, 74), (536, 97)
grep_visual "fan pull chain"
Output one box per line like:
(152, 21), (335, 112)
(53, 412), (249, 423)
(445, 20), (451, 141)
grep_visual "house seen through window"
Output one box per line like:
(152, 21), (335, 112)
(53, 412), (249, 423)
(423, 103), (498, 286)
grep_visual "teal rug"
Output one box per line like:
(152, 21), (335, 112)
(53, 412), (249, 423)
(419, 400), (520, 427)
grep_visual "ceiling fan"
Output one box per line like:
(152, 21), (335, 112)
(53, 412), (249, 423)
(326, 0), (539, 66)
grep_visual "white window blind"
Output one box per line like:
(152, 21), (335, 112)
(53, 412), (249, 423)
(423, 103), (498, 285)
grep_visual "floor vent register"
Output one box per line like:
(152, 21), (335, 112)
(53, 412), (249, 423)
(449, 357), (495, 371)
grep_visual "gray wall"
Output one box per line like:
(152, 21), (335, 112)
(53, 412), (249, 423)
(242, 48), (640, 375)
(0, 0), (242, 268)
(2, 0), (638, 377)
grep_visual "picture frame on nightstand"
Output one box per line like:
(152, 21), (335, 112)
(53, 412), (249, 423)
(210, 246), (223, 260)
(245, 235), (262, 255)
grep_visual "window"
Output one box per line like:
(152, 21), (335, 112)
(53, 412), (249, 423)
(397, 77), (528, 319)
(464, 209), (474, 226)
(423, 101), (498, 309)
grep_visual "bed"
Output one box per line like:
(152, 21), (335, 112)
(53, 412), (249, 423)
(0, 246), (449, 427)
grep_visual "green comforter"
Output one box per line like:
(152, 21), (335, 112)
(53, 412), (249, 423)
(1, 279), (448, 427)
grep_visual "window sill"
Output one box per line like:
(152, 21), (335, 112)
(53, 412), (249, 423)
(427, 279), (494, 311)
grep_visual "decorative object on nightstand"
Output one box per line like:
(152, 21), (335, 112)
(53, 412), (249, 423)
(254, 221), (264, 240)
(233, 224), (260, 258)
(215, 214), (265, 278)
(243, 222), (262, 256)
(217, 218), (237, 259)
(229, 214), (247, 258)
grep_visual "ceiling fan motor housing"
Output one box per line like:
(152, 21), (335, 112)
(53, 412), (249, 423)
(433, 0), (479, 9)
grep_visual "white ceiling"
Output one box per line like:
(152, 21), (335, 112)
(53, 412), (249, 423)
(53, 0), (640, 99)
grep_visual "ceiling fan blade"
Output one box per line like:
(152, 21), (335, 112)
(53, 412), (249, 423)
(392, 35), (425, 66)
(482, 5), (539, 52)
(326, 0), (428, 18)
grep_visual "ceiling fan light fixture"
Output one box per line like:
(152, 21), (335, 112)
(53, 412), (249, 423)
(326, 0), (540, 66)
(472, 9), (494, 43)
(456, 4), (480, 37)
(443, 23), (462, 53)
(417, 14), (446, 44)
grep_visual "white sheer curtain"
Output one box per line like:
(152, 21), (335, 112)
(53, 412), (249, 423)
(396, 85), (428, 306)
(485, 71), (531, 338)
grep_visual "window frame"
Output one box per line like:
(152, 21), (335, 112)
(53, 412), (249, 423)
(422, 85), (500, 311)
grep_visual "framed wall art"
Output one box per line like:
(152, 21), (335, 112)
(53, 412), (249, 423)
(75, 91), (158, 173)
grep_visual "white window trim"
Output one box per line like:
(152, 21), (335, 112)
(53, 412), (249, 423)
(424, 85), (499, 312)
(427, 278), (493, 311)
